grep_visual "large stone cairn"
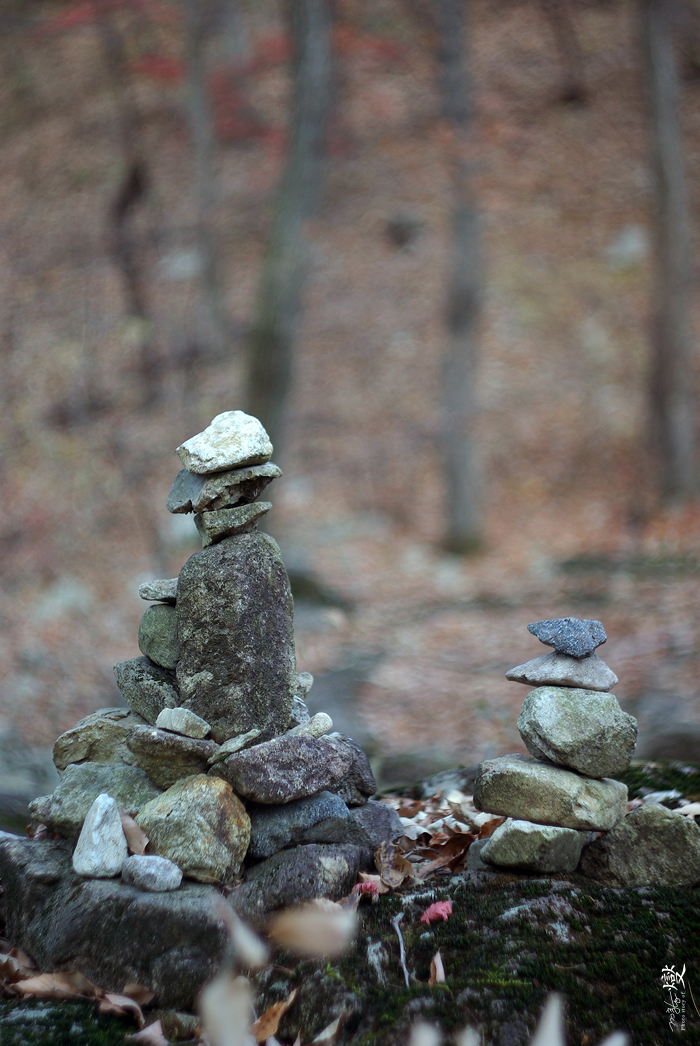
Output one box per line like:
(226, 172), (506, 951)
(28, 411), (399, 899)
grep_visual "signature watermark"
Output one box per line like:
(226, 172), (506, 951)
(662, 964), (686, 1031)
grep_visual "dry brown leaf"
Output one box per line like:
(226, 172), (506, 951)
(120, 812), (149, 855)
(125, 1020), (170, 1045)
(267, 899), (357, 957)
(13, 971), (97, 1000)
(121, 982), (156, 1006)
(478, 816), (506, 839)
(374, 841), (414, 889)
(98, 992), (145, 1026)
(309, 1006), (351, 1045)
(199, 971), (254, 1046)
(429, 951), (445, 986)
(249, 987), (298, 1042)
(0, 950), (35, 984)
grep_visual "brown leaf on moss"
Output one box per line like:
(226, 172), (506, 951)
(250, 987), (298, 1042)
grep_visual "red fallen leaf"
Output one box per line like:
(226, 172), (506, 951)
(398, 800), (424, 818)
(420, 900), (453, 925)
(250, 987), (298, 1042)
(478, 817), (506, 839)
(429, 951), (446, 986)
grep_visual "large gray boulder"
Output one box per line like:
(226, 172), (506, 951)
(113, 657), (179, 725)
(517, 687), (637, 777)
(176, 531), (296, 744)
(473, 754), (627, 831)
(247, 791), (350, 861)
(53, 708), (147, 771)
(579, 803), (700, 886)
(126, 726), (219, 789)
(480, 818), (586, 873)
(506, 652), (618, 692)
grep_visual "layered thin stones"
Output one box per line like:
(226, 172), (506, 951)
(480, 818), (586, 874)
(506, 651), (618, 692)
(155, 707), (211, 740)
(527, 618), (607, 658)
(167, 463), (281, 514)
(113, 657), (179, 725)
(176, 411), (272, 474)
(194, 502), (271, 548)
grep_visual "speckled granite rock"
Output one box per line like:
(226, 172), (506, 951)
(343, 800), (403, 851)
(126, 727), (219, 789)
(506, 651), (618, 692)
(176, 411), (272, 473)
(53, 708), (147, 771)
(121, 854), (183, 892)
(480, 818), (586, 873)
(527, 618), (607, 658)
(247, 791), (349, 861)
(113, 657), (179, 725)
(138, 604), (180, 670)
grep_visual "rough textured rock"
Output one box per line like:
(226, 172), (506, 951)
(0, 834), (230, 1009)
(517, 687), (637, 777)
(176, 531), (296, 744)
(138, 579), (178, 604)
(343, 799), (403, 851)
(579, 803), (700, 886)
(323, 734), (376, 806)
(296, 672), (314, 697)
(287, 712), (333, 738)
(136, 775), (250, 883)
(527, 618), (607, 658)
(33, 762), (161, 840)
(121, 854), (183, 892)
(126, 726), (219, 789)
(53, 708), (147, 771)
(230, 844), (363, 926)
(247, 791), (350, 861)
(466, 837), (491, 871)
(289, 695), (311, 728)
(480, 818), (586, 873)
(177, 411), (273, 473)
(113, 657), (179, 725)
(167, 463), (281, 514)
(212, 733), (375, 805)
(138, 604), (180, 670)
(209, 729), (262, 763)
(194, 502), (271, 547)
(474, 754), (627, 831)
(72, 794), (128, 877)
(506, 651), (618, 692)
(155, 706), (211, 739)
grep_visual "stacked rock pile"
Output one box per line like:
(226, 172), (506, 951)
(27, 411), (401, 902)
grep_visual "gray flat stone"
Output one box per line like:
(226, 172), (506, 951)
(139, 579), (178, 604)
(72, 794), (128, 878)
(121, 854), (183, 892)
(53, 708), (147, 772)
(247, 791), (350, 861)
(136, 775), (250, 884)
(155, 707), (211, 739)
(194, 502), (271, 547)
(343, 800), (403, 851)
(138, 604), (180, 670)
(473, 754), (628, 831)
(578, 803), (700, 886)
(113, 657), (179, 725)
(506, 651), (618, 692)
(33, 762), (161, 840)
(480, 818), (586, 873)
(126, 726), (219, 789)
(176, 531), (296, 744)
(209, 729), (262, 764)
(517, 687), (638, 777)
(527, 618), (607, 658)
(176, 411), (273, 474)
(287, 712), (333, 738)
(167, 463), (281, 514)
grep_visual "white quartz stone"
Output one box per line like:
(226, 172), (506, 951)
(72, 794), (128, 878)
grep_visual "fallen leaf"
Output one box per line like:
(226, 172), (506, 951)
(12, 971), (97, 1000)
(249, 987), (297, 1042)
(0, 947), (35, 984)
(199, 971), (255, 1046)
(122, 982), (156, 1006)
(267, 899), (357, 957)
(309, 1006), (351, 1045)
(120, 812), (149, 855)
(478, 816), (506, 839)
(429, 951), (445, 986)
(420, 900), (452, 925)
(126, 1020), (170, 1045)
(228, 911), (269, 970)
(98, 991), (145, 1026)
(678, 802), (700, 818)
(374, 841), (414, 888)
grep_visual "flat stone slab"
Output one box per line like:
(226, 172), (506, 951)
(53, 708), (147, 772)
(176, 411), (273, 474)
(480, 818), (586, 873)
(167, 463), (281, 514)
(517, 687), (638, 777)
(0, 834), (230, 1009)
(506, 651), (618, 692)
(155, 706), (211, 739)
(138, 604), (180, 670)
(126, 726), (219, 789)
(473, 754), (628, 830)
(579, 803), (700, 886)
(138, 578), (178, 603)
(247, 791), (349, 861)
(527, 618), (607, 658)
(194, 502), (271, 547)
(113, 657), (179, 725)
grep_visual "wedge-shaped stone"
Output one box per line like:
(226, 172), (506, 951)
(247, 791), (349, 861)
(527, 617), (606, 658)
(480, 818), (586, 873)
(343, 800), (404, 852)
(473, 754), (627, 831)
(506, 651), (618, 692)
(138, 604), (180, 670)
(155, 707), (211, 739)
(176, 411), (272, 474)
(72, 794), (127, 878)
(136, 775), (250, 884)
(33, 762), (161, 840)
(323, 733), (376, 806)
(53, 708), (147, 772)
(138, 579), (178, 604)
(579, 803), (700, 886)
(113, 657), (179, 725)
(121, 854), (183, 892)
(194, 502), (271, 547)
(167, 463), (281, 514)
(126, 726), (219, 789)
(517, 687), (637, 777)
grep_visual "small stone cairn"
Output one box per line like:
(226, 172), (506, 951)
(28, 411), (400, 900)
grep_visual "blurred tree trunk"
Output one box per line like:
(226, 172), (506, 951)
(641, 0), (698, 500)
(538, 0), (586, 103)
(437, 0), (482, 553)
(245, 0), (333, 452)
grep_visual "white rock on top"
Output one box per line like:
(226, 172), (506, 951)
(287, 712), (333, 738)
(506, 651), (618, 692)
(72, 793), (128, 878)
(155, 706), (212, 740)
(176, 411), (273, 475)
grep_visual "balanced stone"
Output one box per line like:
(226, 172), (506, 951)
(517, 687), (637, 777)
(323, 734), (376, 806)
(121, 854), (183, 892)
(155, 707), (211, 739)
(506, 651), (618, 692)
(176, 531), (296, 744)
(194, 502), (271, 548)
(138, 579), (178, 604)
(32, 762), (161, 840)
(72, 794), (128, 878)
(53, 708), (147, 772)
(247, 791), (350, 861)
(138, 604), (180, 670)
(113, 657), (179, 725)
(126, 726), (219, 789)
(343, 800), (404, 852)
(578, 804), (700, 887)
(136, 775), (250, 884)
(176, 411), (272, 474)
(167, 463), (281, 514)
(473, 754), (627, 831)
(209, 729), (262, 763)
(480, 818), (586, 874)
(527, 618), (607, 659)
(287, 712), (333, 738)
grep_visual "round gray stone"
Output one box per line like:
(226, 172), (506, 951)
(121, 854), (183, 892)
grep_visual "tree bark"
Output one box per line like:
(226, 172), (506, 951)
(437, 0), (482, 553)
(641, 0), (697, 501)
(245, 0), (333, 453)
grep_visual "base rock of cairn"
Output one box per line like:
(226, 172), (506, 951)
(0, 411), (401, 1006)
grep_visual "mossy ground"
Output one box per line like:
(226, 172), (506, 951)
(0, 999), (130, 1045)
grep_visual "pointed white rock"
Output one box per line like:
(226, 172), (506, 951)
(72, 794), (128, 878)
